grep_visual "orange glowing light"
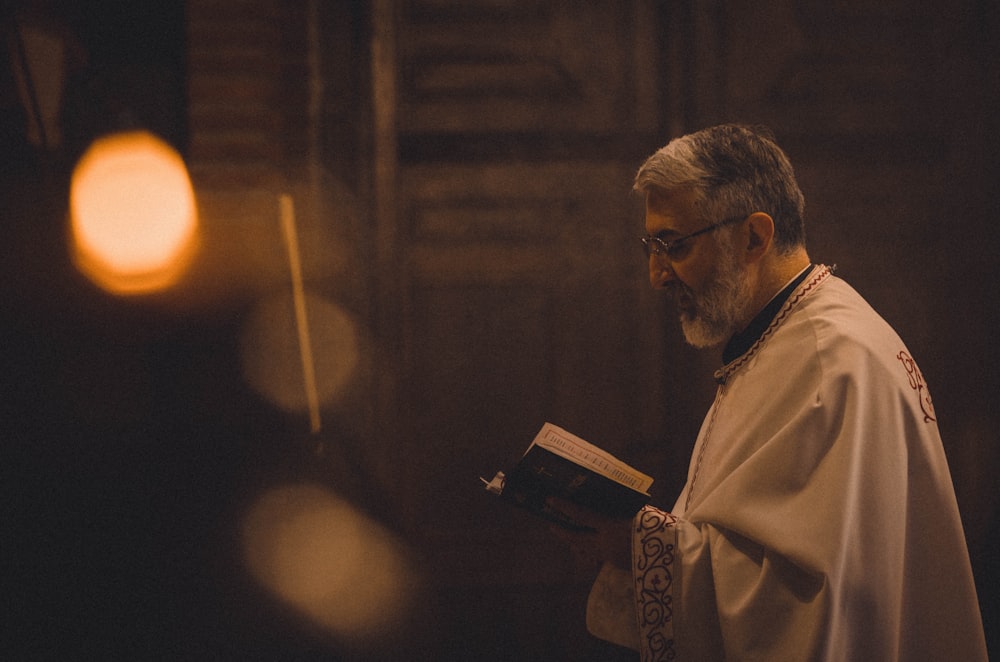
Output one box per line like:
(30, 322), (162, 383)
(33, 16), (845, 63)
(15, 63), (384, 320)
(69, 130), (198, 294)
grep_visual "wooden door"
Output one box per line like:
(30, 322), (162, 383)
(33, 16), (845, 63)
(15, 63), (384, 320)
(368, 2), (694, 657)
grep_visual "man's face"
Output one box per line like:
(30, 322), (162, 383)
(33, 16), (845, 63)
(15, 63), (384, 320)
(644, 190), (754, 347)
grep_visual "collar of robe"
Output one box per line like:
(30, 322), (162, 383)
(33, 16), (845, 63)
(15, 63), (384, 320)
(716, 264), (835, 384)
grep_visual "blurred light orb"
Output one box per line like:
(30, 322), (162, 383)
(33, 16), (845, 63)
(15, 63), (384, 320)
(241, 293), (360, 413)
(69, 130), (198, 294)
(242, 483), (415, 642)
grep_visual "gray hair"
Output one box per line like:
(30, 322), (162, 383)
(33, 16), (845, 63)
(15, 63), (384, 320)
(634, 124), (806, 251)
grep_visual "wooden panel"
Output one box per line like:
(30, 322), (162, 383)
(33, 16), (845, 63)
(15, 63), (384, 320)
(397, 0), (662, 134)
(187, 0), (308, 188)
(389, 161), (671, 537)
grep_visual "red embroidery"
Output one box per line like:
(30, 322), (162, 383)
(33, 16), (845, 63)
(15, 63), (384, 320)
(897, 350), (936, 422)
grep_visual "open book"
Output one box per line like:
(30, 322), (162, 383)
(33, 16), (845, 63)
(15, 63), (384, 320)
(481, 422), (653, 531)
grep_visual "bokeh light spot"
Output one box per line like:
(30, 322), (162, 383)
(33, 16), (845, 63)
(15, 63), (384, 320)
(242, 483), (416, 643)
(69, 130), (198, 294)
(240, 293), (360, 414)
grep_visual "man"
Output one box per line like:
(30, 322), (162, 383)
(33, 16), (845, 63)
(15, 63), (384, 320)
(553, 124), (987, 660)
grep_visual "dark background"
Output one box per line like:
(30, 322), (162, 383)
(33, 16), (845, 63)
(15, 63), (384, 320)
(4, 1), (998, 660)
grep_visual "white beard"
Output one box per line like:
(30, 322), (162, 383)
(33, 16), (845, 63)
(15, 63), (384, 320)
(674, 245), (755, 348)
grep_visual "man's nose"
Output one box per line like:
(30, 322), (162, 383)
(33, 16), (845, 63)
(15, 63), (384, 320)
(649, 256), (675, 289)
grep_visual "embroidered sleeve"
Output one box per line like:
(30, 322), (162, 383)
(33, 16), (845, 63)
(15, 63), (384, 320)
(634, 506), (679, 661)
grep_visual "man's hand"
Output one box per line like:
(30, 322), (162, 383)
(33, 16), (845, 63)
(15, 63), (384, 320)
(546, 497), (633, 570)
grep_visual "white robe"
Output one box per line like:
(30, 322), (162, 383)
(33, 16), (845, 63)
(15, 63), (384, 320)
(587, 266), (988, 661)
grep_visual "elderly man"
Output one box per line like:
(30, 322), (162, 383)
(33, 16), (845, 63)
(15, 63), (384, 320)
(554, 124), (987, 661)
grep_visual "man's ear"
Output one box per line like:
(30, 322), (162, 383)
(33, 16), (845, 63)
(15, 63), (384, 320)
(745, 212), (774, 261)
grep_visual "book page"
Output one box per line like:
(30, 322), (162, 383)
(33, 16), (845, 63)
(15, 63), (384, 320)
(529, 423), (653, 494)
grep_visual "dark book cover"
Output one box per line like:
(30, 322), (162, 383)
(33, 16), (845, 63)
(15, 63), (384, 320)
(482, 424), (652, 531)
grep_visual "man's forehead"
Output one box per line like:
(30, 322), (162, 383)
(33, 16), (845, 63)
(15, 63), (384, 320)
(645, 187), (699, 233)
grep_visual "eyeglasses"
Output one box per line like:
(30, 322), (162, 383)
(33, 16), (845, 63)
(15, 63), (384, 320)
(640, 214), (748, 260)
